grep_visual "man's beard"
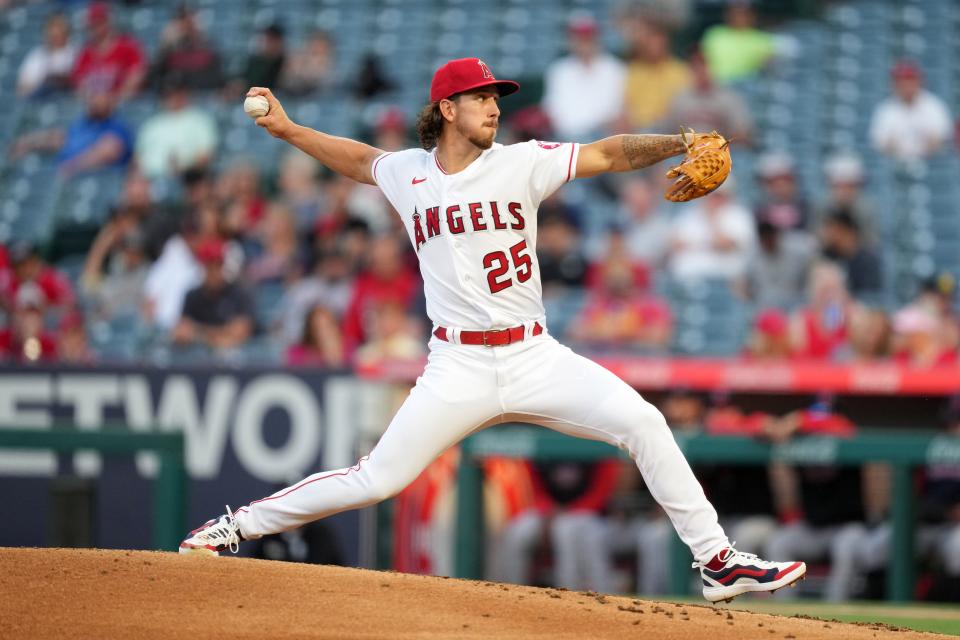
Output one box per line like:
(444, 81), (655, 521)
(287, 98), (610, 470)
(460, 122), (496, 149)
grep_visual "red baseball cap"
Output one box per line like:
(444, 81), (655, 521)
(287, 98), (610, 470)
(87, 1), (111, 25)
(755, 308), (788, 337)
(195, 238), (226, 264)
(568, 14), (599, 37)
(430, 58), (520, 103)
(891, 60), (922, 80)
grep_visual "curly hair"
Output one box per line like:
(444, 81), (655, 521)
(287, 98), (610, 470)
(415, 101), (445, 150)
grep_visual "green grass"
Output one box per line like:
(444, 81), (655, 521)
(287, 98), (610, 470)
(665, 598), (960, 636)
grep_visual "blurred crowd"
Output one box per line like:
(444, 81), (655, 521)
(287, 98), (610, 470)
(3, 1), (958, 368)
(0, 1), (956, 367)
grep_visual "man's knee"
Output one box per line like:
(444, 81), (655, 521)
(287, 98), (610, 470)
(364, 467), (403, 503)
(622, 399), (671, 450)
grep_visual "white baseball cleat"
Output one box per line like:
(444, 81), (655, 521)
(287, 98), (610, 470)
(695, 547), (806, 603)
(179, 506), (244, 556)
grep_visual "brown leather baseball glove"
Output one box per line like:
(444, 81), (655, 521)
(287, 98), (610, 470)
(663, 128), (732, 202)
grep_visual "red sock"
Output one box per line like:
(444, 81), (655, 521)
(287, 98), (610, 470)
(705, 548), (732, 571)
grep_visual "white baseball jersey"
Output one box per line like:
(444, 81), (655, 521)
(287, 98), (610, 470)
(371, 140), (580, 330)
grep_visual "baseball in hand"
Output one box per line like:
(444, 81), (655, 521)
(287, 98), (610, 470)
(244, 95), (270, 118)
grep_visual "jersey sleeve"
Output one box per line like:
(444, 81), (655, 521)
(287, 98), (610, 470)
(370, 149), (419, 212)
(523, 139), (580, 206)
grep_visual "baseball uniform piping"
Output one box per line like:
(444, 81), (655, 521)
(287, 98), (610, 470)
(371, 152), (392, 185)
(236, 456), (371, 514)
(434, 152), (449, 175)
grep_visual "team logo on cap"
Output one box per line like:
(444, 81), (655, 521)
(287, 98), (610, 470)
(477, 59), (494, 79)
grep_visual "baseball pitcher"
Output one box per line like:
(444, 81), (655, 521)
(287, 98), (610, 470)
(180, 58), (803, 603)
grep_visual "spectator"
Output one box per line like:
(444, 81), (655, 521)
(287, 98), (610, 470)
(789, 261), (854, 360)
(285, 304), (345, 367)
(568, 241), (671, 352)
(278, 151), (324, 232)
(355, 301), (426, 367)
(1, 242), (74, 312)
(743, 308), (792, 360)
(151, 4), (223, 91)
(812, 152), (878, 247)
(141, 166), (212, 260)
(172, 238), (255, 351)
(11, 92), (133, 178)
(847, 307), (892, 362)
(617, 0), (691, 33)
(71, 1), (146, 102)
(620, 17), (691, 131)
(280, 30), (336, 96)
(195, 201), (245, 279)
(342, 235), (419, 352)
(352, 53), (394, 101)
(371, 107), (410, 153)
(754, 152), (810, 232)
(492, 459), (621, 592)
(217, 159), (267, 237)
(245, 203), (302, 285)
(663, 48), (753, 143)
(135, 77), (218, 180)
(143, 206), (242, 331)
(17, 12), (76, 98)
(536, 209), (588, 296)
(891, 307), (956, 368)
(542, 13), (625, 141)
(819, 212), (882, 298)
(912, 272), (960, 353)
(870, 61), (952, 161)
(0, 284), (58, 362)
(741, 220), (816, 310)
(57, 311), (93, 364)
(700, 1), (777, 84)
(314, 173), (361, 245)
(276, 247), (354, 344)
(668, 183), (756, 282)
(619, 175), (672, 269)
(80, 213), (149, 320)
(230, 23), (286, 95)
(332, 218), (373, 278)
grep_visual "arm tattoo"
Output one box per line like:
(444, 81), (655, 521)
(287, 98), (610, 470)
(621, 134), (685, 170)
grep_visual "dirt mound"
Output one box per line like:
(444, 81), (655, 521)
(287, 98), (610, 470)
(0, 548), (948, 639)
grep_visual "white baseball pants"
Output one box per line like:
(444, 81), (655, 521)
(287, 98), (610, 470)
(234, 333), (729, 564)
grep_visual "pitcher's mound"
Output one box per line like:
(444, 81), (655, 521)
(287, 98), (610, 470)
(0, 548), (947, 639)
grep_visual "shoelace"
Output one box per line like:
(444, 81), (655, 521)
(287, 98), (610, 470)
(203, 505), (241, 553)
(224, 506), (240, 554)
(692, 542), (740, 570)
(693, 545), (780, 571)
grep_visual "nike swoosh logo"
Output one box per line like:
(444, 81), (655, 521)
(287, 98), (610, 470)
(412, 177), (427, 184)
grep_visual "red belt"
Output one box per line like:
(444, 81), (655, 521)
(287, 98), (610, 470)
(433, 322), (543, 346)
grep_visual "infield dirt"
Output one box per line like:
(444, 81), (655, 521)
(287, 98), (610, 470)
(0, 547), (951, 639)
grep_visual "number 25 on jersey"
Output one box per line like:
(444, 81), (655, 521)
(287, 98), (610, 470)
(482, 240), (532, 294)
